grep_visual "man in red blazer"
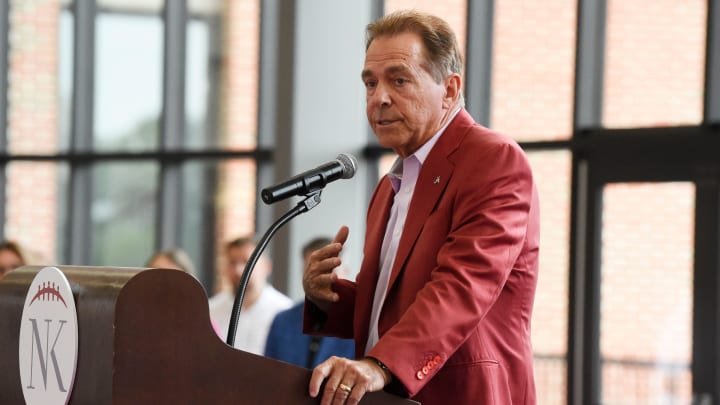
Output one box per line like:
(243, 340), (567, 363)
(303, 10), (539, 405)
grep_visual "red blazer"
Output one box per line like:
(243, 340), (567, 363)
(305, 110), (540, 404)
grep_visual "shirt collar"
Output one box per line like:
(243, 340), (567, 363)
(413, 107), (461, 165)
(387, 107), (461, 192)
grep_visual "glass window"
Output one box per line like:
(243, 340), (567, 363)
(603, 1), (706, 128)
(491, 0), (577, 141)
(180, 160), (214, 290)
(94, 11), (163, 151)
(91, 162), (158, 266)
(182, 159), (257, 294)
(528, 151), (571, 405)
(600, 182), (694, 403)
(185, 18), (212, 149)
(185, 2), (224, 150)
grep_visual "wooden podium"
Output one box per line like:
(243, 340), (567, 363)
(0, 266), (418, 404)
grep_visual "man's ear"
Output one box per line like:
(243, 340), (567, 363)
(442, 73), (462, 108)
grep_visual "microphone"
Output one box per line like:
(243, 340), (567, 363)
(261, 153), (358, 204)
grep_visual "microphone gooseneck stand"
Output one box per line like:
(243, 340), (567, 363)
(225, 191), (323, 347)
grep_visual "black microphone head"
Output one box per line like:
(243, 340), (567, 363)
(336, 153), (358, 179)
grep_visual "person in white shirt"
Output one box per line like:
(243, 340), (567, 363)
(209, 236), (292, 355)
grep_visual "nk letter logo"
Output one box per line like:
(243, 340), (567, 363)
(19, 267), (79, 405)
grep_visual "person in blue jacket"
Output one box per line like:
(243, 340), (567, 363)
(264, 237), (354, 368)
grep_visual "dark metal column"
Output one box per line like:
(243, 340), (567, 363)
(692, 183), (720, 403)
(569, 0), (607, 403)
(705, 0), (720, 123)
(573, 0), (606, 130)
(157, 0), (187, 250)
(464, 0), (494, 127)
(67, 0), (96, 265)
(257, 0), (296, 294)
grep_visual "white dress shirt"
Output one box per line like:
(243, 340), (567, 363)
(209, 285), (292, 355)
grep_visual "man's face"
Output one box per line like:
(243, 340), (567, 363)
(362, 32), (450, 157)
(225, 245), (252, 289)
(225, 244), (269, 291)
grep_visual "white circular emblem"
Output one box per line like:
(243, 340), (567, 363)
(18, 267), (79, 405)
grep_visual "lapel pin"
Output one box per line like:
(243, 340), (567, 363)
(434, 176), (440, 184)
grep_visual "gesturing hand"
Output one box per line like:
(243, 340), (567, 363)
(302, 226), (349, 312)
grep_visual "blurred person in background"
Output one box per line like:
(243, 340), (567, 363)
(0, 240), (27, 281)
(209, 236), (292, 355)
(146, 248), (197, 276)
(264, 237), (354, 368)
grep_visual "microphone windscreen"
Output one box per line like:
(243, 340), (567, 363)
(336, 153), (358, 179)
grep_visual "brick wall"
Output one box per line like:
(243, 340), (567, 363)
(5, 0), (61, 264)
(220, 0), (259, 151)
(604, 0), (705, 127)
(492, 0), (576, 141)
(214, 0), (260, 292)
(600, 183), (694, 402)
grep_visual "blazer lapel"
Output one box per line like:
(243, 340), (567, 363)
(385, 158), (453, 290)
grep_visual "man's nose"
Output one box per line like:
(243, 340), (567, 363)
(370, 83), (391, 107)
